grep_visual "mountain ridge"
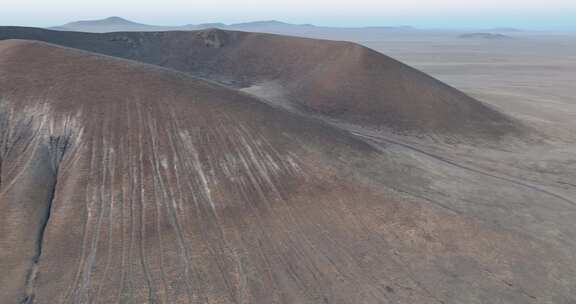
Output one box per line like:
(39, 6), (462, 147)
(49, 16), (418, 33)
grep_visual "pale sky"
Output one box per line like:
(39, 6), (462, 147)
(1, 0), (575, 30)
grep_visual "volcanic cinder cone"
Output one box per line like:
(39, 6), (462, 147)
(0, 27), (521, 138)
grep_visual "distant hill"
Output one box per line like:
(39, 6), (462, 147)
(489, 27), (523, 32)
(230, 20), (297, 28)
(61, 16), (142, 27)
(194, 22), (227, 29)
(458, 32), (513, 39)
(50, 16), (417, 34)
(50, 16), (183, 32)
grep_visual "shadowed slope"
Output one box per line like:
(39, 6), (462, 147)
(0, 27), (520, 137)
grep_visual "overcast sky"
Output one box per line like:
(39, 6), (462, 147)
(1, 0), (575, 30)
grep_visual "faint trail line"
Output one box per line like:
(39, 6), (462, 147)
(334, 195), (447, 304)
(243, 90), (576, 208)
(178, 125), (240, 304)
(233, 122), (350, 297)
(125, 101), (138, 301)
(146, 113), (171, 303)
(300, 207), (392, 301)
(62, 132), (96, 304)
(79, 114), (110, 303)
(352, 132), (576, 208)
(114, 101), (129, 302)
(93, 141), (117, 301)
(558, 181), (576, 188)
(136, 102), (156, 303)
(229, 122), (337, 300)
(164, 109), (198, 302)
(1, 115), (45, 194)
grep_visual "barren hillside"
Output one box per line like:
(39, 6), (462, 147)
(1, 40), (575, 304)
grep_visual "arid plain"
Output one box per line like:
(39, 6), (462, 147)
(360, 31), (576, 202)
(362, 32), (576, 136)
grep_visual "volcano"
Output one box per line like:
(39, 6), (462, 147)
(1, 29), (575, 304)
(0, 27), (519, 137)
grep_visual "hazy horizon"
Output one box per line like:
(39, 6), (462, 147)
(2, 0), (576, 31)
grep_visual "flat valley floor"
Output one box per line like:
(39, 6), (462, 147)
(358, 32), (576, 139)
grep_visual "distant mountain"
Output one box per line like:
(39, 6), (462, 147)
(64, 16), (142, 26)
(50, 16), (417, 34)
(51, 16), (184, 32)
(221, 20), (321, 34)
(363, 25), (416, 30)
(226, 20), (417, 33)
(489, 27), (523, 32)
(231, 20), (293, 27)
(458, 32), (513, 39)
(194, 22), (227, 29)
(48, 17), (532, 37)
